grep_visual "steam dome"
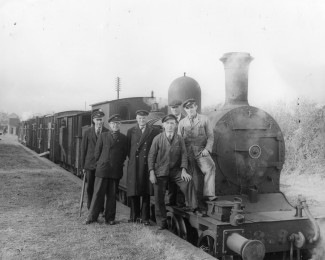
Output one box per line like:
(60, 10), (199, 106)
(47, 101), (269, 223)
(168, 74), (201, 113)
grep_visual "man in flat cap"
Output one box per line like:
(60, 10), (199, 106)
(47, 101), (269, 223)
(126, 110), (160, 225)
(86, 114), (127, 225)
(81, 109), (108, 210)
(167, 99), (186, 207)
(148, 114), (198, 229)
(178, 98), (217, 208)
(169, 99), (185, 123)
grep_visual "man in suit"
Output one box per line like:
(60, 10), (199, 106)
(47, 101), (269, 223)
(126, 110), (160, 225)
(168, 99), (186, 207)
(85, 114), (127, 225)
(178, 98), (217, 206)
(80, 110), (108, 210)
(148, 114), (198, 230)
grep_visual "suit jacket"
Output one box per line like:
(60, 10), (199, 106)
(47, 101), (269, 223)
(148, 133), (188, 177)
(94, 131), (127, 179)
(178, 113), (214, 157)
(80, 126), (108, 170)
(126, 124), (160, 196)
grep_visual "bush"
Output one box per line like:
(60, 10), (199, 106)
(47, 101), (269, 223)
(261, 98), (325, 175)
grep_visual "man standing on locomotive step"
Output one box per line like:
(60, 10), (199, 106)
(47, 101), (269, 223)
(178, 98), (217, 206)
(167, 99), (186, 207)
(85, 114), (127, 225)
(126, 110), (160, 225)
(148, 114), (198, 230)
(80, 110), (108, 210)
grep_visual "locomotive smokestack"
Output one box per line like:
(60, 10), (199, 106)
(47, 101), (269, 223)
(220, 52), (253, 107)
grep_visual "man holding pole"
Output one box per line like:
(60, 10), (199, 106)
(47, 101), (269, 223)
(80, 110), (108, 211)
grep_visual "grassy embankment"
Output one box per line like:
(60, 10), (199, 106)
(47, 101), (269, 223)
(0, 137), (199, 260)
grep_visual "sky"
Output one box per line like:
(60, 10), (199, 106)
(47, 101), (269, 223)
(1, 0), (325, 119)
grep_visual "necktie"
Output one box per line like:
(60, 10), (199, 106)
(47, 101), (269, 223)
(167, 134), (172, 142)
(96, 127), (101, 137)
(140, 127), (145, 133)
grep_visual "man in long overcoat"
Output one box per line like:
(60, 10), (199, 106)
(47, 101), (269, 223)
(86, 114), (127, 225)
(80, 110), (108, 209)
(126, 110), (160, 225)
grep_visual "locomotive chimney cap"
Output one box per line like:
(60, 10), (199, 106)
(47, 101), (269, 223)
(220, 52), (254, 67)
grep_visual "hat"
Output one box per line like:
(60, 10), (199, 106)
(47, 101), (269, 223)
(182, 98), (196, 108)
(92, 110), (105, 119)
(108, 114), (122, 123)
(135, 110), (149, 116)
(169, 99), (182, 108)
(162, 114), (178, 123)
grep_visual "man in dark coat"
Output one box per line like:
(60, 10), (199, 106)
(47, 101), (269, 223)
(86, 114), (127, 225)
(126, 110), (160, 225)
(148, 114), (198, 230)
(80, 110), (108, 210)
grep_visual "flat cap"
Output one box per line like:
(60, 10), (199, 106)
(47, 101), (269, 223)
(108, 114), (122, 123)
(135, 110), (149, 116)
(169, 99), (182, 108)
(92, 110), (105, 119)
(182, 98), (196, 108)
(162, 114), (178, 123)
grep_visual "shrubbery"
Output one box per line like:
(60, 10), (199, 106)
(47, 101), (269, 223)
(262, 98), (325, 175)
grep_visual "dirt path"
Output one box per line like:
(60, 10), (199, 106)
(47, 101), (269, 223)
(0, 136), (214, 260)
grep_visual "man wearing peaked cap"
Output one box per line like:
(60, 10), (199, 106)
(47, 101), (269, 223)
(182, 98), (196, 109)
(162, 114), (177, 123)
(148, 114), (198, 229)
(81, 109), (108, 211)
(126, 108), (160, 225)
(86, 114), (127, 225)
(178, 98), (218, 210)
(108, 114), (122, 123)
(92, 110), (105, 119)
(135, 110), (149, 116)
(169, 99), (185, 123)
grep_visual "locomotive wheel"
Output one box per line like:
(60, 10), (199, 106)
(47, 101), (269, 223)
(198, 235), (215, 256)
(167, 212), (181, 237)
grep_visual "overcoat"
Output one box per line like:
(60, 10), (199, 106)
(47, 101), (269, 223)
(126, 124), (160, 196)
(80, 126), (108, 170)
(94, 131), (127, 179)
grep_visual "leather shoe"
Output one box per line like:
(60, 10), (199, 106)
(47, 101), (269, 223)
(84, 220), (92, 225)
(207, 196), (218, 201)
(181, 206), (194, 212)
(165, 202), (176, 206)
(158, 224), (168, 230)
(194, 208), (207, 217)
(108, 220), (116, 225)
(143, 220), (150, 226)
(128, 219), (136, 223)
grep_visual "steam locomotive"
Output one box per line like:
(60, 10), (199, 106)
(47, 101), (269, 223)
(19, 52), (322, 260)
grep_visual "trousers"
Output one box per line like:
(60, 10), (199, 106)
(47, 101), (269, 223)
(154, 170), (198, 227)
(87, 177), (119, 222)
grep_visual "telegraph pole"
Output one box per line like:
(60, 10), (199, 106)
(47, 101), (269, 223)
(116, 77), (121, 99)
